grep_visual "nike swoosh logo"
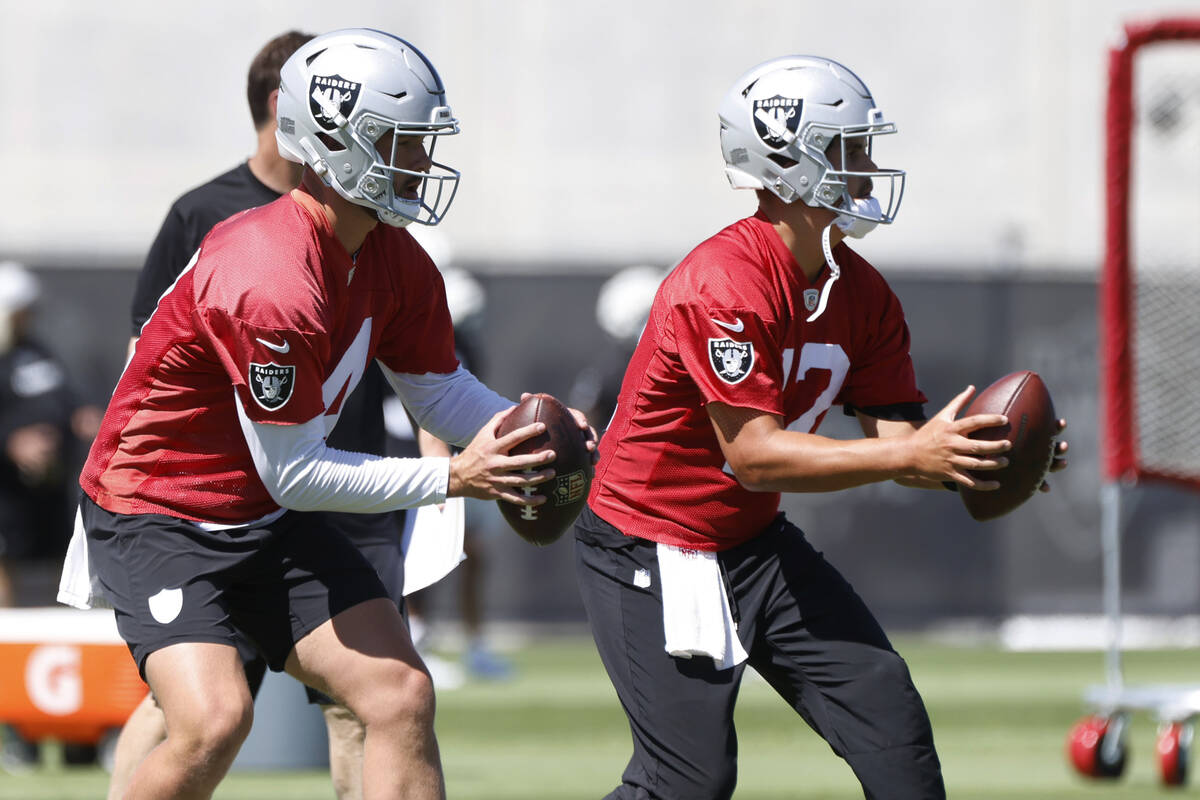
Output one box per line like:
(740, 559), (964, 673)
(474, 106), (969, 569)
(711, 317), (745, 333)
(255, 336), (290, 354)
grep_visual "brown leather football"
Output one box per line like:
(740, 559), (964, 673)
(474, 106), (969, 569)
(959, 371), (1058, 522)
(494, 393), (592, 546)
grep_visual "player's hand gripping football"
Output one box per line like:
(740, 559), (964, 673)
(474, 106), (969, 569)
(519, 392), (599, 464)
(909, 386), (1012, 490)
(448, 409), (556, 505)
(1039, 420), (1069, 493)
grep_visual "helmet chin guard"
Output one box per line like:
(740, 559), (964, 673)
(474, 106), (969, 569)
(719, 55), (905, 228)
(276, 28), (461, 227)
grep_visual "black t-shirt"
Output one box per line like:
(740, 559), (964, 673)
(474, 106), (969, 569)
(130, 161), (387, 456)
(0, 339), (81, 557)
(131, 163), (279, 333)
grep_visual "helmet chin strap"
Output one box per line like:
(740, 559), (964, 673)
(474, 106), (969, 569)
(375, 207), (414, 228)
(834, 196), (882, 239)
(806, 221), (841, 323)
(375, 192), (427, 227)
(806, 196), (883, 322)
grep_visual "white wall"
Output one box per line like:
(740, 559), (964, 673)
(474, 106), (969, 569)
(1, 0), (1195, 271)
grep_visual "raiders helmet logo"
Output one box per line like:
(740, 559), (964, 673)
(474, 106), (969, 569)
(249, 362), (296, 411)
(803, 289), (821, 312)
(309, 74), (362, 132)
(752, 95), (803, 149)
(708, 338), (754, 384)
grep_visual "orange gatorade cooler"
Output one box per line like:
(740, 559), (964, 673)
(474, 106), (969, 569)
(0, 607), (146, 754)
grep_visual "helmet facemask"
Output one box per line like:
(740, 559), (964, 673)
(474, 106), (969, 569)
(305, 94), (460, 228)
(805, 120), (904, 229)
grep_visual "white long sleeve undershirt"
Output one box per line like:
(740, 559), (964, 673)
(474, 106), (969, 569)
(379, 364), (512, 448)
(237, 365), (513, 514)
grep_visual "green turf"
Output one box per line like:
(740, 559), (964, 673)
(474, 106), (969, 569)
(1, 636), (1196, 798)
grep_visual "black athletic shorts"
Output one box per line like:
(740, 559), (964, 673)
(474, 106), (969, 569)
(81, 494), (387, 678)
(302, 509), (408, 706)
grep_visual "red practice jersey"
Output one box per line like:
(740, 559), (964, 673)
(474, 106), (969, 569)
(81, 190), (458, 524)
(589, 212), (926, 551)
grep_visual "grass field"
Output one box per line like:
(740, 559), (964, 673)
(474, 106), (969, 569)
(2, 635), (1197, 799)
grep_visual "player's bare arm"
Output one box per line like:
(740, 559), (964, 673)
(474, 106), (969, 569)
(417, 427), (452, 459)
(448, 408), (555, 504)
(862, 390), (1069, 491)
(858, 415), (955, 490)
(708, 385), (1011, 494)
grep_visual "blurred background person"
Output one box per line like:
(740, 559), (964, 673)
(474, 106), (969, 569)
(0, 260), (101, 772)
(387, 229), (513, 682)
(568, 264), (668, 435)
(0, 260), (99, 608)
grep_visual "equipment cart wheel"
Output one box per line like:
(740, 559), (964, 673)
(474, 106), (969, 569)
(1068, 713), (1129, 779)
(1157, 720), (1193, 787)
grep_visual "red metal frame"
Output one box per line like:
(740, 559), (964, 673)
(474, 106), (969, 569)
(1102, 16), (1200, 486)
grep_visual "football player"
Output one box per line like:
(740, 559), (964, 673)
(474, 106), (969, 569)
(109, 30), (423, 800)
(574, 56), (1068, 799)
(59, 28), (590, 800)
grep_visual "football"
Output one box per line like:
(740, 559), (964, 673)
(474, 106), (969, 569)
(958, 371), (1058, 522)
(494, 393), (593, 546)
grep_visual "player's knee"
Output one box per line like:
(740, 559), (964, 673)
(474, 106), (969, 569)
(354, 663), (436, 733)
(866, 649), (914, 688)
(394, 666), (437, 727)
(691, 758), (737, 800)
(646, 752), (735, 800)
(174, 694), (254, 759)
(856, 650), (935, 745)
(204, 695), (254, 751)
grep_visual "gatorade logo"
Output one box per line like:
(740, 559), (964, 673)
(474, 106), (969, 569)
(25, 645), (83, 716)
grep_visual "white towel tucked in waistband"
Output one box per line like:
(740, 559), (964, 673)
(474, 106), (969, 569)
(656, 543), (748, 670)
(57, 507), (107, 610)
(401, 497), (466, 596)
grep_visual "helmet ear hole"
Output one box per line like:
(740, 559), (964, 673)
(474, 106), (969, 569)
(316, 132), (346, 152)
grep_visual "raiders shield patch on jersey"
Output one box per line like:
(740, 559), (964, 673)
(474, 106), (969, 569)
(708, 338), (754, 384)
(753, 95), (803, 148)
(249, 362), (295, 411)
(310, 74), (361, 132)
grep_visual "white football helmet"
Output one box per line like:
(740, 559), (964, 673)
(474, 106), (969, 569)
(596, 264), (666, 344)
(718, 55), (904, 226)
(442, 267), (485, 329)
(0, 261), (40, 313)
(276, 28), (460, 227)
